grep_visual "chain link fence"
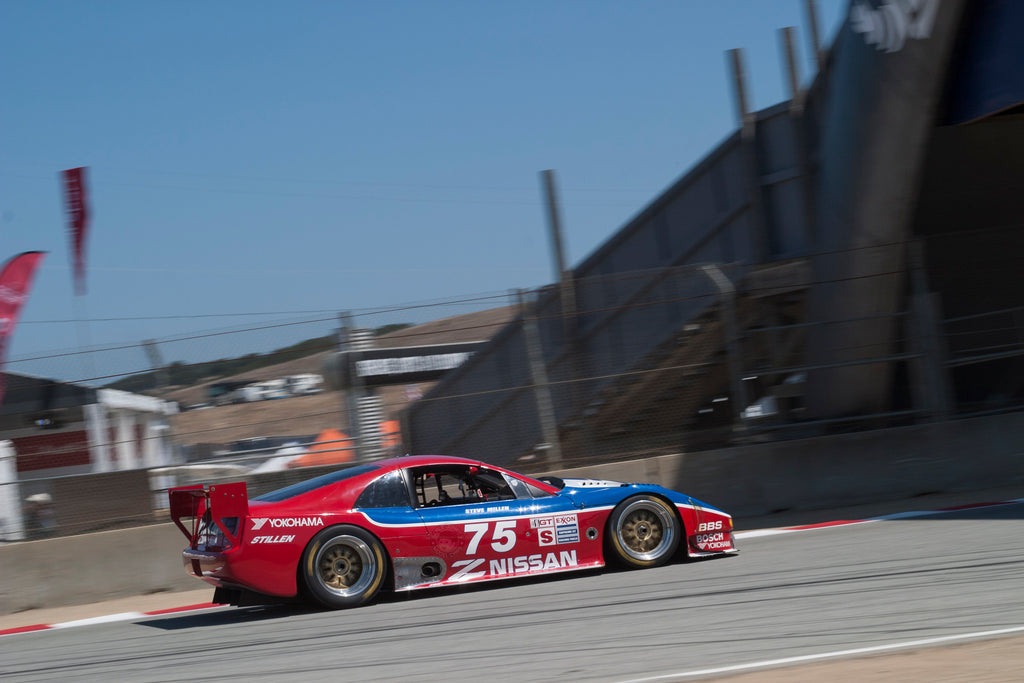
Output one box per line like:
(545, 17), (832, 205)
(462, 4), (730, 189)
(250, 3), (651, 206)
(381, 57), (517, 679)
(1, 265), (1023, 543)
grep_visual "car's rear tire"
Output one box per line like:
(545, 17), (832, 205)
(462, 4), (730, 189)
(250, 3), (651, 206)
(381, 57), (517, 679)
(607, 495), (681, 569)
(301, 525), (387, 609)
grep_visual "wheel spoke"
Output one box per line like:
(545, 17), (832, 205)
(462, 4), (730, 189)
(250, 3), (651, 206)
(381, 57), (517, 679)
(623, 510), (664, 553)
(318, 540), (367, 590)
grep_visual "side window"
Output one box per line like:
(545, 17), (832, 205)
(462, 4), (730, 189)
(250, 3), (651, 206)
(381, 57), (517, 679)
(354, 470), (411, 508)
(505, 474), (553, 499)
(414, 471), (464, 507)
(411, 466), (516, 507)
(526, 481), (556, 498)
(471, 468), (515, 502)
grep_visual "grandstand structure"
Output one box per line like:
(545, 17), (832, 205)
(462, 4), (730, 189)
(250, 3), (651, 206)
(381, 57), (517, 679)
(405, 0), (1024, 468)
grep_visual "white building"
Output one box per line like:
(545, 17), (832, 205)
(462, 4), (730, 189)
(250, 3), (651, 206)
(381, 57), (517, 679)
(0, 374), (177, 542)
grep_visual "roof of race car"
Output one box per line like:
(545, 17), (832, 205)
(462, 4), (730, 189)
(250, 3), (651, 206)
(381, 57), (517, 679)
(373, 454), (488, 471)
(373, 455), (559, 491)
(253, 454), (561, 504)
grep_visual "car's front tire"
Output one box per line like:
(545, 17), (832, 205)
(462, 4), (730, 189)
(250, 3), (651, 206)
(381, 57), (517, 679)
(301, 525), (387, 608)
(607, 495), (681, 569)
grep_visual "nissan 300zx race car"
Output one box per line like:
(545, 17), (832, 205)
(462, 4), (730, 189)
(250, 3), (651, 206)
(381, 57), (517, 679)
(169, 455), (737, 609)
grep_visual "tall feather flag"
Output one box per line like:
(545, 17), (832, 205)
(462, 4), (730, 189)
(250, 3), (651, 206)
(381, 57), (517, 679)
(0, 251), (47, 406)
(61, 167), (90, 296)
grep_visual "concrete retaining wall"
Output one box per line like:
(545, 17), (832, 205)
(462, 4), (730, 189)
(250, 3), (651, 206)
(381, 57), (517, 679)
(550, 412), (1024, 516)
(0, 522), (196, 614)
(2, 411), (1022, 614)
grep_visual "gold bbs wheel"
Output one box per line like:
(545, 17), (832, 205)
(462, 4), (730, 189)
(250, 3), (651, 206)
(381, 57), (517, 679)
(302, 525), (386, 608)
(608, 495), (681, 568)
(316, 537), (371, 594)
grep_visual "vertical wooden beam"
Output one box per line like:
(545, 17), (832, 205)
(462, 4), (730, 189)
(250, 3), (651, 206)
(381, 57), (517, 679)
(727, 48), (769, 261)
(780, 26), (802, 108)
(804, 0), (824, 72)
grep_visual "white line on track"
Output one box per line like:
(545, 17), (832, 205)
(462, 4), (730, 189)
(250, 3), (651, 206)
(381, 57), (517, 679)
(51, 612), (146, 629)
(614, 625), (1024, 682)
(734, 522), (875, 539)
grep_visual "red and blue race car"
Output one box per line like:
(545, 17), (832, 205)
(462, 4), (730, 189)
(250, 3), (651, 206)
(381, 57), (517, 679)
(169, 455), (736, 609)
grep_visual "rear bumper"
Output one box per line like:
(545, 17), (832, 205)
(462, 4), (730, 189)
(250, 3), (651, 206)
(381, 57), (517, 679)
(182, 547), (297, 597)
(183, 548), (231, 587)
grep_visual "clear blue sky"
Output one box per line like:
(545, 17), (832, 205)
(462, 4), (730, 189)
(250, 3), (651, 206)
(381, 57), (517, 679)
(0, 1), (845, 383)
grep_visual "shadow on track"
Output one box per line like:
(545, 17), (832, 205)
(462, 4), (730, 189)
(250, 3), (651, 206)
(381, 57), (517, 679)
(140, 603), (315, 631)
(137, 568), (609, 630)
(135, 554), (738, 631)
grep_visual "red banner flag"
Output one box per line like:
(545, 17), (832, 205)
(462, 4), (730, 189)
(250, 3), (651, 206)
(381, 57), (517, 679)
(0, 251), (46, 407)
(61, 167), (90, 296)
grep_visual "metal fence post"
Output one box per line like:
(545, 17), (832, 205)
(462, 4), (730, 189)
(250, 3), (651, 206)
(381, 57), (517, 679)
(338, 312), (362, 461)
(701, 265), (748, 431)
(519, 289), (562, 468)
(0, 440), (24, 542)
(908, 240), (953, 420)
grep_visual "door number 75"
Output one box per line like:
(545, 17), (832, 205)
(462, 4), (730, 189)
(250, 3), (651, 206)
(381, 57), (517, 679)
(464, 521), (517, 553)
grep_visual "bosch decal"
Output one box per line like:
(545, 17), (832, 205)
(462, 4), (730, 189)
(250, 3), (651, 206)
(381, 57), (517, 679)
(696, 531), (733, 551)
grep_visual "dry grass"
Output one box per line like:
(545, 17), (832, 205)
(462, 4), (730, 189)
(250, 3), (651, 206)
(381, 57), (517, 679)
(168, 306), (516, 446)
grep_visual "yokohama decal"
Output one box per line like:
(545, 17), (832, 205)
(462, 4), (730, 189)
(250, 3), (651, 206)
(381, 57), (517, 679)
(250, 517), (323, 530)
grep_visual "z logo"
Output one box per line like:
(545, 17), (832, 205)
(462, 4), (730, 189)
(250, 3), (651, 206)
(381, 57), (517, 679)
(450, 558), (486, 582)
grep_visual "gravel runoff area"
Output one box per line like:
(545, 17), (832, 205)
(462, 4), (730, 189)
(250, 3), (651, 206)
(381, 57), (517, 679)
(3, 484), (1022, 681)
(708, 634), (1024, 683)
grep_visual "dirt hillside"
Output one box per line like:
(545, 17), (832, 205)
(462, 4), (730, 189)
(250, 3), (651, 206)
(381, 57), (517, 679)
(168, 305), (515, 447)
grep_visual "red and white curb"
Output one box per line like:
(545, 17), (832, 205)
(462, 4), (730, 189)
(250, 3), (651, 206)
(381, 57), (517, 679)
(0, 602), (224, 637)
(3, 496), (1022, 638)
(734, 496), (1024, 539)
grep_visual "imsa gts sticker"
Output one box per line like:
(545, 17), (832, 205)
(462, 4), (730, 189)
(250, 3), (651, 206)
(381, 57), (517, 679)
(532, 513), (580, 546)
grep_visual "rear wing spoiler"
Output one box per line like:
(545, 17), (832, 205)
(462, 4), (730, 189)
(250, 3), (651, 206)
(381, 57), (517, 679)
(168, 482), (248, 547)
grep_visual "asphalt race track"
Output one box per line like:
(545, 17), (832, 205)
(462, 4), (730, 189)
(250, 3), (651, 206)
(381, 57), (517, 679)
(3, 503), (1023, 682)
